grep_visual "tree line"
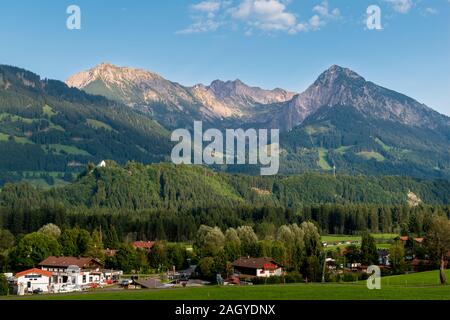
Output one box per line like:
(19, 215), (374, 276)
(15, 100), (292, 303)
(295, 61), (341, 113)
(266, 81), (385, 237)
(0, 202), (448, 242)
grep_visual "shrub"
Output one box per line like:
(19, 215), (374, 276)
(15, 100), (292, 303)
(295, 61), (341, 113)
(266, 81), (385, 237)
(0, 273), (8, 296)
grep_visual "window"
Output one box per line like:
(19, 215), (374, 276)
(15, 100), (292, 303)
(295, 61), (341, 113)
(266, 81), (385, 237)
(82, 275), (86, 283)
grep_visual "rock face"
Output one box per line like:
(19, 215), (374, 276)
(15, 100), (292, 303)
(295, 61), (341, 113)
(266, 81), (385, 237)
(66, 63), (297, 126)
(191, 80), (295, 118)
(65, 63), (450, 178)
(267, 65), (449, 131)
(206, 79), (295, 108)
(407, 191), (422, 207)
(66, 63), (196, 110)
(67, 63), (448, 132)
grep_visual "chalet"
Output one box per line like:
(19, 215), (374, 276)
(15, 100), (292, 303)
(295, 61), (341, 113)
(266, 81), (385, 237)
(38, 256), (105, 291)
(133, 241), (155, 251)
(232, 257), (283, 278)
(39, 256), (103, 272)
(15, 268), (53, 295)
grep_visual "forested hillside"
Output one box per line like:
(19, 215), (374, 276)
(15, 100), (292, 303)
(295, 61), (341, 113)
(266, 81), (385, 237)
(0, 65), (170, 186)
(1, 161), (447, 210)
(0, 163), (448, 241)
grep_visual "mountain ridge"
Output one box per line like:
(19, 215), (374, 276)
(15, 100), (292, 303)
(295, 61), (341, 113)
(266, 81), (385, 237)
(66, 63), (297, 126)
(0, 62), (448, 184)
(66, 63), (449, 133)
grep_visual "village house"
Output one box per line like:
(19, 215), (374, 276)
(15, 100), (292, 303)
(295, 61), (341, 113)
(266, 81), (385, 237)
(232, 257), (283, 278)
(15, 268), (53, 295)
(12, 256), (124, 295)
(37, 256), (104, 292)
(133, 241), (155, 252)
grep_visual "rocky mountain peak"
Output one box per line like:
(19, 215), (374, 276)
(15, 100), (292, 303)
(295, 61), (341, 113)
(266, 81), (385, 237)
(66, 63), (162, 89)
(268, 65), (449, 131)
(314, 64), (366, 87)
(207, 78), (296, 106)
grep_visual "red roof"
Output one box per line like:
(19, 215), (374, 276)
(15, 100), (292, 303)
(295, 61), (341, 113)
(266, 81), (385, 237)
(133, 241), (155, 249)
(399, 236), (424, 243)
(38, 256), (103, 268)
(16, 268), (53, 278)
(232, 257), (281, 269)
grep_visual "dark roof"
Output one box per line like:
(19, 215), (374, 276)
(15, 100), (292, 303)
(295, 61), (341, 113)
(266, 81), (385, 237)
(232, 257), (281, 269)
(38, 256), (103, 268)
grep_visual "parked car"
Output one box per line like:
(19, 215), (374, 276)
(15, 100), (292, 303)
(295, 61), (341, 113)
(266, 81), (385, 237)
(32, 288), (43, 294)
(120, 279), (132, 286)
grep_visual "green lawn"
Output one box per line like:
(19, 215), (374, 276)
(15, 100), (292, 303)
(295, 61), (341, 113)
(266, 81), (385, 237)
(42, 104), (57, 117)
(0, 133), (34, 145)
(0, 112), (36, 124)
(86, 119), (114, 132)
(374, 138), (393, 152)
(46, 144), (91, 156)
(322, 234), (397, 251)
(335, 145), (352, 154)
(0, 132), (9, 141)
(321, 234), (397, 243)
(381, 270), (450, 287)
(318, 148), (332, 170)
(3, 271), (449, 301)
(356, 151), (385, 162)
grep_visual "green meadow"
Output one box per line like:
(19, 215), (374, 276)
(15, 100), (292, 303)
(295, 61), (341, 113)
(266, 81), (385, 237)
(3, 270), (449, 301)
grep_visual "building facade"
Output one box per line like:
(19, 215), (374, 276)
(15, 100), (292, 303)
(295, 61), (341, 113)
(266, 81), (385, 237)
(232, 257), (283, 278)
(15, 268), (53, 295)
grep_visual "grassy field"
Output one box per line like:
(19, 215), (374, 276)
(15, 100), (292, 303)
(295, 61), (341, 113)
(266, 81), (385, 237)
(86, 119), (114, 132)
(318, 148), (332, 170)
(356, 151), (385, 162)
(3, 271), (449, 301)
(322, 234), (397, 251)
(46, 144), (91, 156)
(321, 234), (398, 242)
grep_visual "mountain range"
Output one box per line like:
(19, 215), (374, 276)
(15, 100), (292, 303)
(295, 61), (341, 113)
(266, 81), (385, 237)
(0, 62), (448, 186)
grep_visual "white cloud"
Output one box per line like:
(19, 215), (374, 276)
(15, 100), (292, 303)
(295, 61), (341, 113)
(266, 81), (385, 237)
(176, 1), (226, 34)
(424, 7), (438, 15)
(230, 0), (297, 32)
(192, 1), (222, 13)
(230, 0), (341, 34)
(177, 0), (341, 35)
(384, 0), (414, 14)
(313, 1), (341, 18)
(176, 19), (222, 34)
(308, 15), (325, 31)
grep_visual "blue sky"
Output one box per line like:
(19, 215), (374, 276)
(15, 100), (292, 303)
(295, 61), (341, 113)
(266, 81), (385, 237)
(0, 0), (449, 115)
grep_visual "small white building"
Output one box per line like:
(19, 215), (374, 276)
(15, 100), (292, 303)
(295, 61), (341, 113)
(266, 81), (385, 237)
(97, 160), (107, 168)
(232, 257), (284, 278)
(15, 268), (53, 295)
